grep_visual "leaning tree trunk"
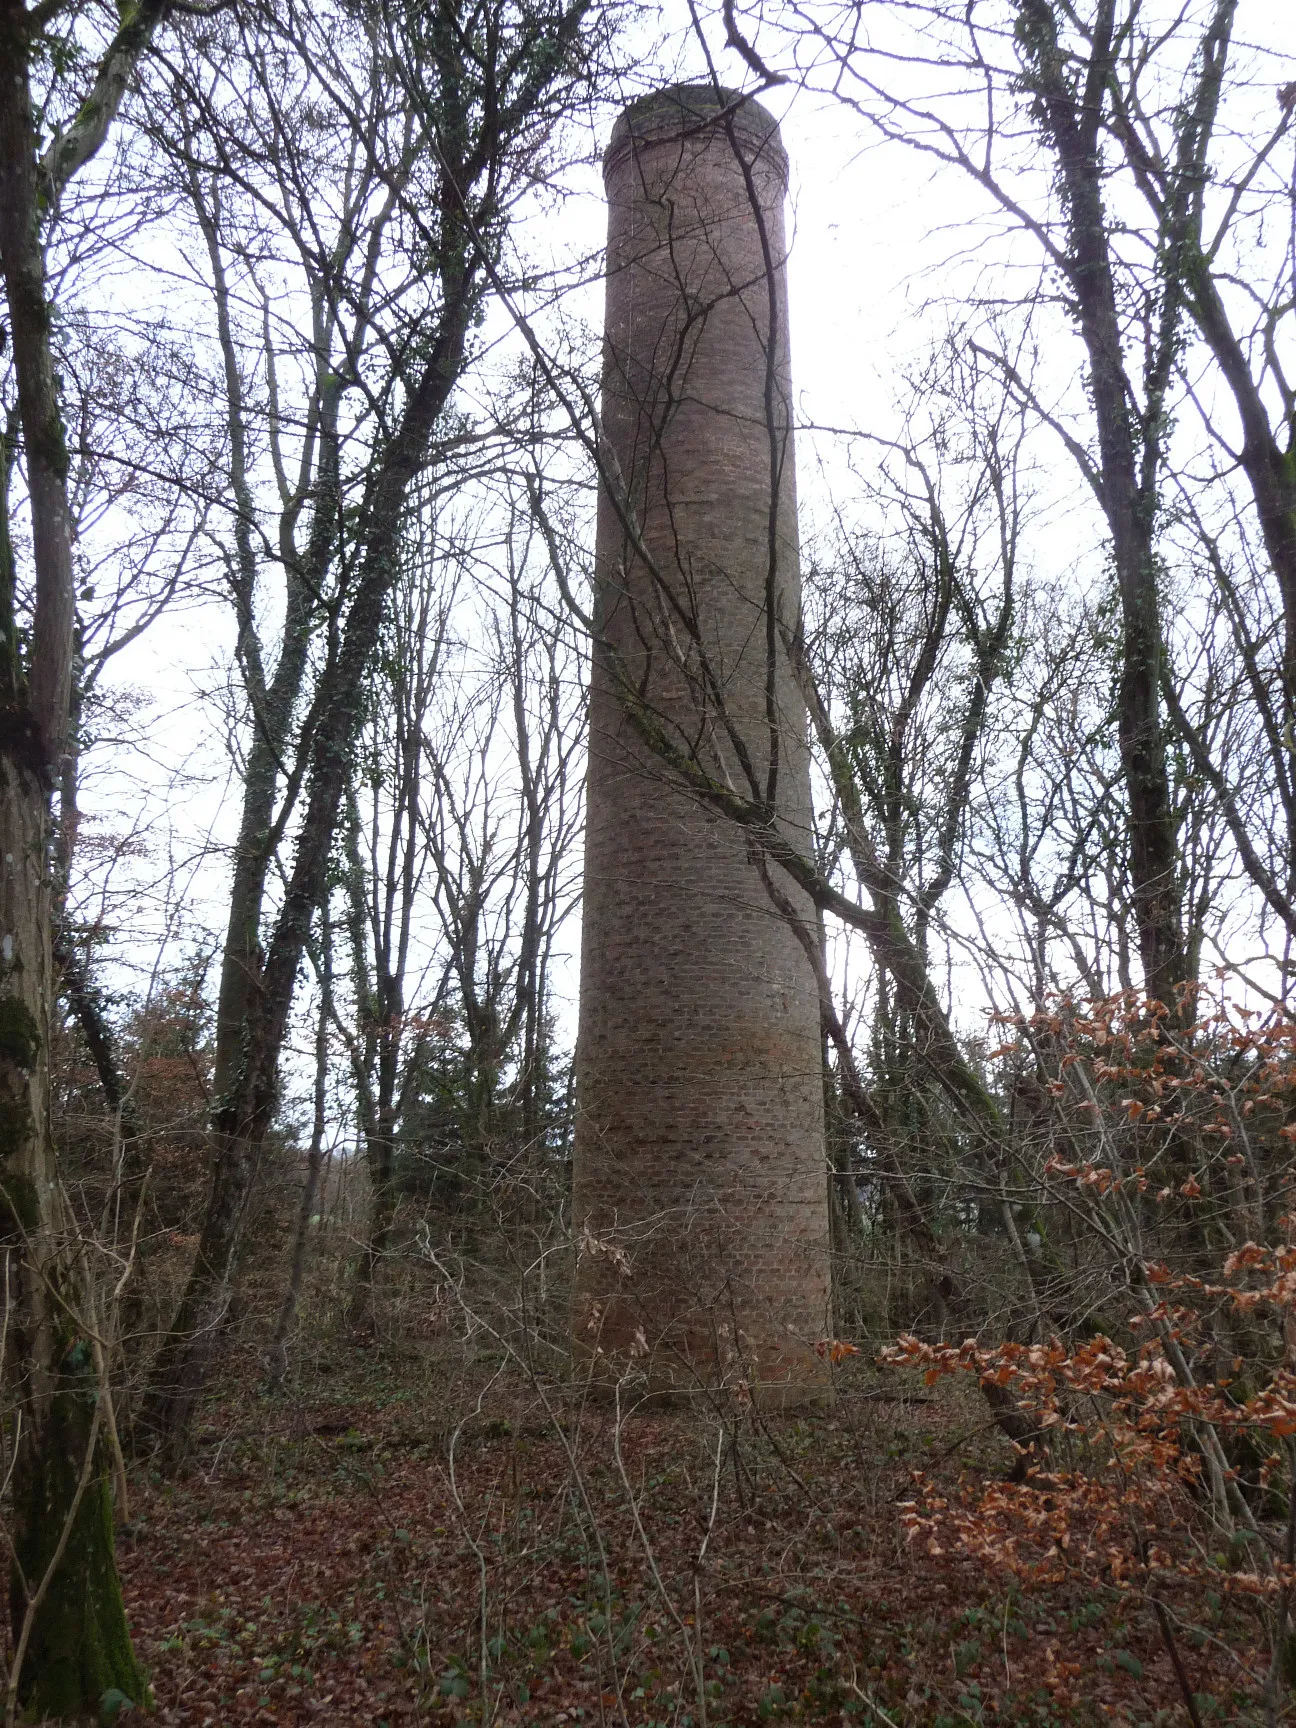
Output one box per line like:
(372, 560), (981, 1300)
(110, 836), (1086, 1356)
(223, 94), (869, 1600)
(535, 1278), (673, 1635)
(140, 0), (595, 1460)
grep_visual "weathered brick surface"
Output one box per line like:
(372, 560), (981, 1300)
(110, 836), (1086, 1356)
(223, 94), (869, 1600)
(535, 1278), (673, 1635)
(572, 86), (831, 1404)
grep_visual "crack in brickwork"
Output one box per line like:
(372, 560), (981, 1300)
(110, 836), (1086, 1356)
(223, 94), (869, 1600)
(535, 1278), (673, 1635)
(572, 85), (832, 1406)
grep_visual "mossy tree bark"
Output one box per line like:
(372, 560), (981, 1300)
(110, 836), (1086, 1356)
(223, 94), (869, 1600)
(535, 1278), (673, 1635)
(0, 2), (169, 1715)
(1011, 0), (1207, 1004)
(0, 738), (148, 1725)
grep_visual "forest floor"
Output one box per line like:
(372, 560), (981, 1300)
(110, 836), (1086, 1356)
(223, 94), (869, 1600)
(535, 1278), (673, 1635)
(116, 1336), (1279, 1728)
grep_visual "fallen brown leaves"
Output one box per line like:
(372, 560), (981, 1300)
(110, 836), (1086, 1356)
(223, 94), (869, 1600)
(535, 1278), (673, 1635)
(115, 1354), (1274, 1726)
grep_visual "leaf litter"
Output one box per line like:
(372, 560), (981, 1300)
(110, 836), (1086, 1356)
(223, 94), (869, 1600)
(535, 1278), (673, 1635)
(115, 1352), (1276, 1726)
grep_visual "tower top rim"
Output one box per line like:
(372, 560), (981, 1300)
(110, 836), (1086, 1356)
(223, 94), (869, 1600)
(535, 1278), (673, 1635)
(603, 84), (788, 188)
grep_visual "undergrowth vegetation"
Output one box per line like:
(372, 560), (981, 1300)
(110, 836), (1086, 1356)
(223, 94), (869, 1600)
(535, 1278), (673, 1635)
(82, 987), (1296, 1726)
(114, 1334), (1281, 1728)
(11, 987), (1296, 1724)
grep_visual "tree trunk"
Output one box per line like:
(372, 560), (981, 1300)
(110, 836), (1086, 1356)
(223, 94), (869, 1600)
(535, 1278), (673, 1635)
(352, 1050), (400, 1332)
(1015, 0), (1188, 1002)
(0, 8), (157, 1708)
(1, 760), (146, 1720)
(267, 939), (332, 1391)
(329, 786), (384, 1329)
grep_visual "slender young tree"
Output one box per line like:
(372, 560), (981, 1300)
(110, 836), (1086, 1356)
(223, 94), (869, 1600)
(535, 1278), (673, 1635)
(338, 487), (584, 1320)
(266, 914), (335, 1391)
(140, 0), (597, 1457)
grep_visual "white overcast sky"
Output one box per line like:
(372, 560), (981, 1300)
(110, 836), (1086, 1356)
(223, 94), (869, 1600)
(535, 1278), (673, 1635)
(76, 0), (1296, 1109)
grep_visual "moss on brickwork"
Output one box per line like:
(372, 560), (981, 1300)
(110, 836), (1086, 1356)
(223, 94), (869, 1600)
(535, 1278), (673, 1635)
(12, 1367), (148, 1721)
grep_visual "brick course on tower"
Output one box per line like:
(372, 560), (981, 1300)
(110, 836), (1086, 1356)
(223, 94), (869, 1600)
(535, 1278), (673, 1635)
(571, 84), (832, 1405)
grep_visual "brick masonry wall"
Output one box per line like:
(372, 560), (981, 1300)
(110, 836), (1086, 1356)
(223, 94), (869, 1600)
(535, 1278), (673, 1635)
(571, 86), (832, 1405)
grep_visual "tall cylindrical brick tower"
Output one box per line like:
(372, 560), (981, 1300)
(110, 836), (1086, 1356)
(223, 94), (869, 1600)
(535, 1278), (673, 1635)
(571, 85), (831, 1405)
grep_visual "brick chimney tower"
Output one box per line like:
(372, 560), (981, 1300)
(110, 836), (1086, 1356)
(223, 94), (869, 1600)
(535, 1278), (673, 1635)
(571, 85), (831, 1405)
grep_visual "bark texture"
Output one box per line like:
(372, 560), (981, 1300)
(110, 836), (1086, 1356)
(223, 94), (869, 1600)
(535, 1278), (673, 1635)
(0, 762), (146, 1720)
(1015, 0), (1189, 1002)
(0, 3), (161, 1710)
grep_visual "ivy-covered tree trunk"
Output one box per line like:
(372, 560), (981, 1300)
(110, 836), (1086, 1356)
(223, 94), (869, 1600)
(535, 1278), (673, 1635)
(141, 0), (595, 1460)
(0, 2), (168, 1714)
(1014, 0), (1197, 1003)
(0, 761), (147, 1719)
